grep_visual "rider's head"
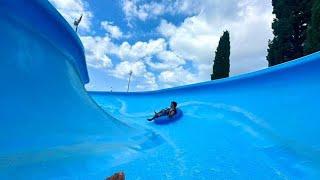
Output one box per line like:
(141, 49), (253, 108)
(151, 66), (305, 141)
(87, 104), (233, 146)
(171, 101), (177, 108)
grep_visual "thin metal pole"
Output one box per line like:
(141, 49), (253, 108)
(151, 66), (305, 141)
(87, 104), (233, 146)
(74, 14), (82, 33)
(127, 70), (133, 92)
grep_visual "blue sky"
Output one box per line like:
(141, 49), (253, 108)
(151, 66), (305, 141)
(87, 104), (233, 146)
(49, 0), (273, 92)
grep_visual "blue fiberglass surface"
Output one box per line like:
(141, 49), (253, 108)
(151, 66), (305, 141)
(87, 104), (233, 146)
(90, 51), (320, 179)
(1, 0), (320, 179)
(0, 0), (163, 179)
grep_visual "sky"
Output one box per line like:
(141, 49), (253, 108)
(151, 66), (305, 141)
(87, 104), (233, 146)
(49, 0), (274, 92)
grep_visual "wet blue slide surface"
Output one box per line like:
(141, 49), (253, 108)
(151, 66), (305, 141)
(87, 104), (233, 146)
(1, 0), (320, 179)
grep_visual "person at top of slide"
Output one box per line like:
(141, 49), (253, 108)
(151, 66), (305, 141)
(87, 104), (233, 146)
(148, 101), (177, 121)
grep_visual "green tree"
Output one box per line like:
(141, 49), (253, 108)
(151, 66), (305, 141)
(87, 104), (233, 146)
(305, 0), (320, 54)
(267, 0), (312, 66)
(211, 31), (230, 80)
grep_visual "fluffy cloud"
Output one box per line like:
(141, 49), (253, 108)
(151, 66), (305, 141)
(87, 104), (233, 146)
(110, 39), (186, 89)
(158, 66), (197, 87)
(49, 0), (93, 32)
(139, 72), (158, 90)
(111, 61), (145, 79)
(80, 34), (173, 90)
(121, 0), (202, 22)
(117, 38), (167, 61)
(156, 0), (273, 79)
(158, 18), (220, 64)
(50, 0), (158, 91)
(157, 63), (212, 88)
(79, 33), (167, 89)
(228, 3), (273, 74)
(146, 51), (186, 71)
(80, 36), (114, 68)
(51, 0), (274, 91)
(101, 21), (123, 39)
(122, 0), (149, 21)
(110, 61), (158, 90)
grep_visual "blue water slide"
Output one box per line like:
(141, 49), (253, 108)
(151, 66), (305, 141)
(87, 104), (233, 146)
(1, 0), (320, 179)
(91, 51), (320, 179)
(0, 0), (161, 179)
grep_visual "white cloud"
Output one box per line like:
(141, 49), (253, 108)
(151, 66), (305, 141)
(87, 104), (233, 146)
(157, 20), (177, 37)
(157, 51), (185, 65)
(121, 0), (201, 22)
(196, 64), (212, 81)
(157, 0), (273, 80)
(101, 21), (123, 39)
(228, 3), (273, 74)
(49, 0), (93, 32)
(137, 72), (158, 90)
(121, 0), (252, 23)
(80, 33), (191, 90)
(110, 61), (158, 90)
(158, 66), (197, 87)
(122, 0), (149, 21)
(80, 36), (115, 68)
(50, 0), (163, 90)
(52, 0), (274, 91)
(158, 18), (220, 65)
(146, 51), (185, 71)
(110, 61), (145, 79)
(157, 63), (212, 87)
(117, 38), (167, 61)
(122, 0), (165, 21)
(80, 34), (176, 90)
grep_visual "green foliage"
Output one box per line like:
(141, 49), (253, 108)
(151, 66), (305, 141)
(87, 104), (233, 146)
(267, 0), (313, 66)
(211, 31), (230, 80)
(305, 0), (320, 54)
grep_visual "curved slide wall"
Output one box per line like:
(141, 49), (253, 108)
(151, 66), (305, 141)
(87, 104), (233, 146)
(94, 51), (320, 150)
(0, 0), (161, 179)
(1, 0), (320, 179)
(91, 51), (320, 178)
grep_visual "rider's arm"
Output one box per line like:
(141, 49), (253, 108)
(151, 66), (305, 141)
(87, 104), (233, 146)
(168, 109), (176, 118)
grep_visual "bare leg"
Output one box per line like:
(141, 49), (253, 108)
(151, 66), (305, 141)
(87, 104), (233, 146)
(148, 114), (158, 121)
(147, 116), (155, 121)
(148, 112), (161, 121)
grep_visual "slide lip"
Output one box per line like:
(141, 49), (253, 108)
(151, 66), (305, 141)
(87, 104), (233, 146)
(90, 51), (320, 95)
(43, 0), (90, 84)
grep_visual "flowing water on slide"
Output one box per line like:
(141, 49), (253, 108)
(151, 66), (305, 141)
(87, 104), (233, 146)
(90, 93), (320, 179)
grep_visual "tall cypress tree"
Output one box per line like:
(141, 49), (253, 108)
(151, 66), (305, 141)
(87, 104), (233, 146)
(211, 31), (230, 80)
(267, 0), (312, 66)
(267, 0), (292, 66)
(305, 0), (320, 54)
(291, 0), (312, 58)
